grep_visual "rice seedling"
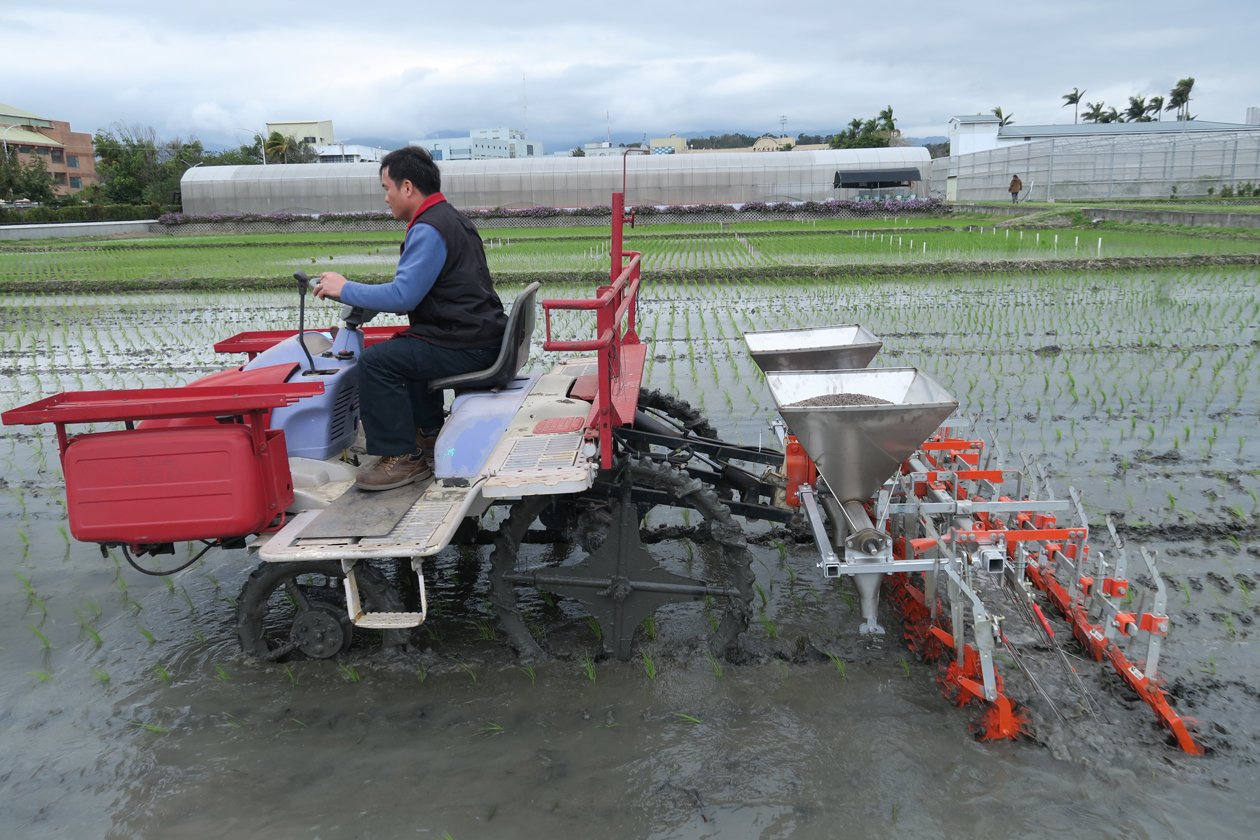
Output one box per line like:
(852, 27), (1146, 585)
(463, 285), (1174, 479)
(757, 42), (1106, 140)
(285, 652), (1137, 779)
(279, 719), (308, 734)
(214, 663), (231, 682)
(28, 625), (51, 649)
(643, 654), (657, 680)
(517, 664), (536, 684)
(77, 614), (102, 646)
(129, 722), (171, 733)
(92, 668), (110, 684)
(455, 660), (477, 682)
(339, 664), (360, 683)
(153, 663), (172, 681)
(28, 671), (53, 682)
(675, 713), (702, 724)
(581, 650), (597, 683)
(899, 655), (911, 678)
(706, 651), (724, 679)
(138, 625), (156, 643)
(826, 652), (847, 679)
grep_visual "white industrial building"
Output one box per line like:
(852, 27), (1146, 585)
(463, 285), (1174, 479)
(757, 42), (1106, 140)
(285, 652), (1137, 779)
(315, 143), (386, 164)
(933, 120), (1260, 202)
(412, 128), (543, 161)
(181, 147), (930, 215)
(948, 114), (1260, 158)
(266, 120), (335, 146)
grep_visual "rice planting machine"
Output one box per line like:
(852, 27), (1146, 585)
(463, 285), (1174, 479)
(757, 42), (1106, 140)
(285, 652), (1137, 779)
(2, 191), (1201, 752)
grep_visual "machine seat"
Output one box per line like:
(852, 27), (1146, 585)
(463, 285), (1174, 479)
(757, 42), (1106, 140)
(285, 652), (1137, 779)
(428, 282), (540, 392)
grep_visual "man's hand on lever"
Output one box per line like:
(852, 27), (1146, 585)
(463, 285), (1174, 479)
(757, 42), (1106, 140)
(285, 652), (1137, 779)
(314, 272), (348, 301)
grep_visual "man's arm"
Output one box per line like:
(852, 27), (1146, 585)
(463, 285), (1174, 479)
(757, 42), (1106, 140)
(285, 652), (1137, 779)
(314, 224), (447, 311)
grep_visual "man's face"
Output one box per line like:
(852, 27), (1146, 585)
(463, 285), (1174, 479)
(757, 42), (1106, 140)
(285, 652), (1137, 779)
(381, 171), (415, 220)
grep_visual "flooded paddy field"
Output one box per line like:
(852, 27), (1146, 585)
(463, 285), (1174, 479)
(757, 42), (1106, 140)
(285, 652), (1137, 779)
(1, 269), (1259, 838)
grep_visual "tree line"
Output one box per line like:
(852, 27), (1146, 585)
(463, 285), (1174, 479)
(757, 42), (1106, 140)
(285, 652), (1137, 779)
(2, 122), (320, 206)
(1061, 78), (1196, 124)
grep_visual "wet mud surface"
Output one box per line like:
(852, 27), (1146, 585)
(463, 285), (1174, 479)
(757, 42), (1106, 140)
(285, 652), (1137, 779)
(1, 271), (1259, 838)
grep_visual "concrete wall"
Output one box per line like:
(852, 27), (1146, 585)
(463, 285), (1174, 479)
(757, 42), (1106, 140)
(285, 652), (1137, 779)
(1079, 207), (1260, 228)
(0, 219), (157, 241)
(954, 203), (1260, 228)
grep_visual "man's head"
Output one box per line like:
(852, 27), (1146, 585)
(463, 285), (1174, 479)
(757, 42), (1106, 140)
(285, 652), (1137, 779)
(379, 146), (442, 221)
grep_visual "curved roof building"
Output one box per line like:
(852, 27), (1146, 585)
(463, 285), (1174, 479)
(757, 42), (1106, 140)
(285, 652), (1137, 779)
(181, 147), (930, 215)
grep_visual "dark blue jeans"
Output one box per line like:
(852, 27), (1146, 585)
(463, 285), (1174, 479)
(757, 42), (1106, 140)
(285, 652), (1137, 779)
(358, 337), (498, 456)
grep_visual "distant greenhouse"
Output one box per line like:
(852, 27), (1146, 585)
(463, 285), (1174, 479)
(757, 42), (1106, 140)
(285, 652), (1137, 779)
(180, 147), (931, 216)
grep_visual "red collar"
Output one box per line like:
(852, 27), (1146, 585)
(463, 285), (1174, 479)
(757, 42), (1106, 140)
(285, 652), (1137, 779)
(406, 193), (446, 231)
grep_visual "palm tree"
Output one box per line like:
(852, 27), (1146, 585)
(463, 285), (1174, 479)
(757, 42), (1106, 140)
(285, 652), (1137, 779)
(1081, 102), (1106, 123)
(1146, 95), (1165, 121)
(264, 131), (295, 164)
(1125, 95), (1150, 123)
(991, 106), (1014, 127)
(1102, 106), (1122, 124)
(1062, 88), (1086, 124)
(1166, 77), (1195, 121)
(877, 106), (896, 131)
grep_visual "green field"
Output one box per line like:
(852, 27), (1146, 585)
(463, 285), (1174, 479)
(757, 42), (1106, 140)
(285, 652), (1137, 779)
(1, 223), (1255, 286)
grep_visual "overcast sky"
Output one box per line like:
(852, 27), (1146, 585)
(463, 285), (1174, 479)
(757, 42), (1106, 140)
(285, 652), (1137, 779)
(6, 1), (1258, 153)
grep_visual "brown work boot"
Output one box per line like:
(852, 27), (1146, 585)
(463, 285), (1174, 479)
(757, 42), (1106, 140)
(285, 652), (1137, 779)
(416, 431), (440, 473)
(354, 454), (431, 491)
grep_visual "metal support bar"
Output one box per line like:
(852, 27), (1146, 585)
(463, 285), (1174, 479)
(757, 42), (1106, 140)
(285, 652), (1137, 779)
(589, 481), (795, 524)
(799, 485), (840, 577)
(613, 426), (784, 466)
(502, 571), (739, 600)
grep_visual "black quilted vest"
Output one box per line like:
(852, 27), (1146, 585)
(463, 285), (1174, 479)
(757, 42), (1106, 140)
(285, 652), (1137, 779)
(402, 196), (507, 350)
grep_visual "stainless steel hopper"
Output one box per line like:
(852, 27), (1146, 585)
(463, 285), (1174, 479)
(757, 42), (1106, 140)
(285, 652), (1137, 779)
(766, 368), (958, 503)
(744, 324), (882, 374)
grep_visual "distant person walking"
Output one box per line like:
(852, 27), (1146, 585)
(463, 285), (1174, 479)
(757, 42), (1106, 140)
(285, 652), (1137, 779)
(1008, 174), (1023, 203)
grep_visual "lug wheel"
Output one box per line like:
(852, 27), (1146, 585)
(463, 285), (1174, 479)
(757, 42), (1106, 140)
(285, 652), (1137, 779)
(236, 560), (404, 661)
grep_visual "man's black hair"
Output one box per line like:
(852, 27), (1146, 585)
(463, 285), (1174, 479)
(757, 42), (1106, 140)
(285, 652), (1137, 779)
(380, 146), (441, 195)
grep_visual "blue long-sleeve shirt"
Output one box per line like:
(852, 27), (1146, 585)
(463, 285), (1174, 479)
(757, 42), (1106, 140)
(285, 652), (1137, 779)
(339, 223), (447, 312)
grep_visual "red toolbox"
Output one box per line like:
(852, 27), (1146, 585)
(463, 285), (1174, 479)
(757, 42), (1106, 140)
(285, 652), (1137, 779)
(2, 383), (322, 546)
(63, 426), (292, 544)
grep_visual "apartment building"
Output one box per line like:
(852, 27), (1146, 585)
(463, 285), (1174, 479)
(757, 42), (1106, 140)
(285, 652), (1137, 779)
(1, 102), (97, 195)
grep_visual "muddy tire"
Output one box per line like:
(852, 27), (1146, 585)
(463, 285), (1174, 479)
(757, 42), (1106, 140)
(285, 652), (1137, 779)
(638, 388), (720, 440)
(236, 560), (406, 661)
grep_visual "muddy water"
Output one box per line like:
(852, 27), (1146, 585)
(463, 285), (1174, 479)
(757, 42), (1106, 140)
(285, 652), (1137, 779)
(1, 272), (1258, 838)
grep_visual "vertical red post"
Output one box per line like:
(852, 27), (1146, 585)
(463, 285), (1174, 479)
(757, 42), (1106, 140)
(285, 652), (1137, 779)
(611, 191), (624, 283)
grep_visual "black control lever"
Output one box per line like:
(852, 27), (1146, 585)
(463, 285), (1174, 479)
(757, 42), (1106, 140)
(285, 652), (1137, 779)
(293, 271), (319, 373)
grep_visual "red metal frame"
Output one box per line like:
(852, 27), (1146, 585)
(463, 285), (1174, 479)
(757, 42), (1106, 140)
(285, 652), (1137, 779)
(540, 191), (644, 468)
(214, 326), (403, 360)
(2, 383), (323, 461)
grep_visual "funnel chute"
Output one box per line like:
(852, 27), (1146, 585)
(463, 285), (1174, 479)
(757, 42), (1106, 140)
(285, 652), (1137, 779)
(766, 368), (957, 502)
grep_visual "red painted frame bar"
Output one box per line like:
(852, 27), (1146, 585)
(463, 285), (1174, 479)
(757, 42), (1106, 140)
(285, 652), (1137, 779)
(2, 383), (324, 460)
(214, 326), (404, 359)
(540, 191), (643, 468)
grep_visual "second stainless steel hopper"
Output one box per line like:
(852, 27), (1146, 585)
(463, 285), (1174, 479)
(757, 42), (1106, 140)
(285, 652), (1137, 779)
(744, 324), (882, 373)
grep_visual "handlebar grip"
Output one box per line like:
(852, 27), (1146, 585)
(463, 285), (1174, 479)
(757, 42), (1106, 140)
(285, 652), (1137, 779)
(294, 270), (310, 283)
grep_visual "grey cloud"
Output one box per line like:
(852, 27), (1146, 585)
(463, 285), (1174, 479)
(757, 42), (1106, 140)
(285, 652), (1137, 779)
(4, 1), (1256, 153)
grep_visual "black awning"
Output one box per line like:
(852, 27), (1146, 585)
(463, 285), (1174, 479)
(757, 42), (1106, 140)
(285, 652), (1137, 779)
(834, 168), (922, 188)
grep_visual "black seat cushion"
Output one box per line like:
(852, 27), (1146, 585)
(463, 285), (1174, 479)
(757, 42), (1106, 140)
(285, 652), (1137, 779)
(428, 282), (540, 392)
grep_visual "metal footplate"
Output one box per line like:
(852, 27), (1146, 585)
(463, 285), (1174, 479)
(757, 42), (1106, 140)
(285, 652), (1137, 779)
(342, 558), (428, 629)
